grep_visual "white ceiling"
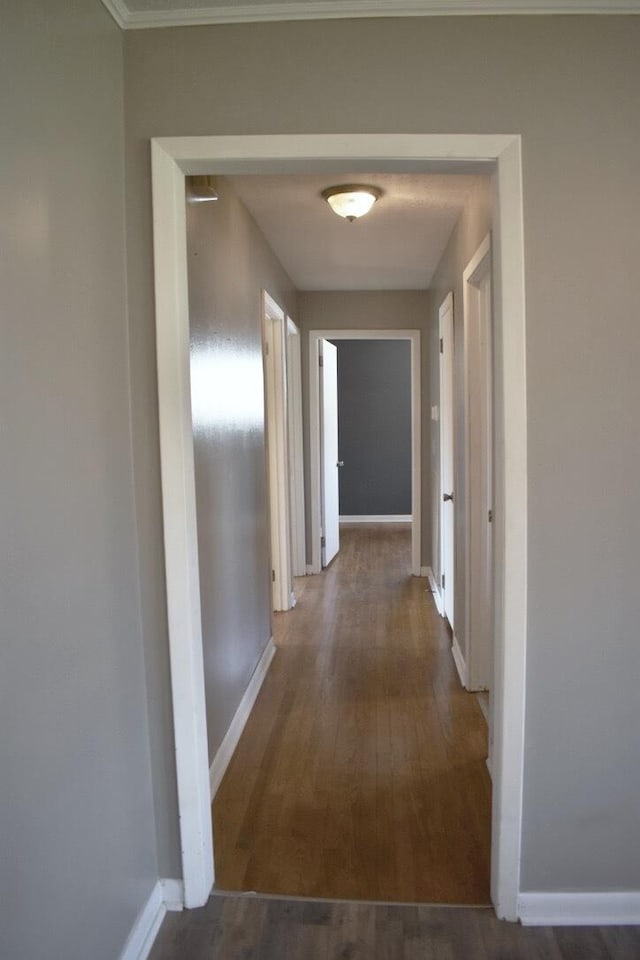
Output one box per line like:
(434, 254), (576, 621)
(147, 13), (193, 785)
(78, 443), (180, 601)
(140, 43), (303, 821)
(102, 0), (640, 29)
(226, 172), (483, 290)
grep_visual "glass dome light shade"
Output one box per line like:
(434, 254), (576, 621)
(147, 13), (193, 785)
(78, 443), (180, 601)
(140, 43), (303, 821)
(321, 184), (382, 221)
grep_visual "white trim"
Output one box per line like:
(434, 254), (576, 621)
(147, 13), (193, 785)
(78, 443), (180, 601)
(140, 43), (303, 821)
(305, 564), (315, 576)
(262, 292), (293, 612)
(286, 318), (306, 577)
(491, 135), (528, 922)
(463, 235), (493, 692)
(209, 638), (276, 799)
(106, 1), (640, 31)
(439, 292), (455, 629)
(424, 566), (444, 616)
(118, 879), (184, 960)
(99, 0), (127, 28)
(451, 635), (468, 689)
(309, 329), (421, 577)
(119, 883), (165, 960)
(159, 878), (185, 912)
(340, 514), (412, 523)
(151, 140), (214, 909)
(150, 133), (527, 923)
(518, 892), (640, 926)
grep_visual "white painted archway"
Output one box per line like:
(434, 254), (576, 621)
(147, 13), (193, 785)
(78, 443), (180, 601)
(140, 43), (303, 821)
(150, 133), (527, 920)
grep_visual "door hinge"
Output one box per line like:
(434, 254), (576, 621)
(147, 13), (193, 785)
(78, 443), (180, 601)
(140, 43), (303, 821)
(271, 569), (275, 582)
(320, 535), (326, 547)
(488, 508), (493, 523)
(439, 337), (444, 354)
(441, 573), (445, 589)
(265, 341), (269, 356)
(319, 355), (324, 367)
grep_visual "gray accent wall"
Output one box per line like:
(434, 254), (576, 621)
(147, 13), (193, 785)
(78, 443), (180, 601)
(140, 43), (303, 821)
(1, 3), (158, 959)
(298, 292), (431, 563)
(186, 177), (297, 764)
(124, 15), (640, 895)
(428, 178), (492, 670)
(334, 340), (412, 517)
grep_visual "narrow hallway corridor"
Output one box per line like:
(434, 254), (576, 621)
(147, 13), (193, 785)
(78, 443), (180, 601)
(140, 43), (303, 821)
(213, 524), (491, 903)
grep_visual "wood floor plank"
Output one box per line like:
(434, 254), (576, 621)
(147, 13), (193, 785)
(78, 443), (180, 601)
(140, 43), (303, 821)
(148, 894), (640, 960)
(213, 524), (491, 903)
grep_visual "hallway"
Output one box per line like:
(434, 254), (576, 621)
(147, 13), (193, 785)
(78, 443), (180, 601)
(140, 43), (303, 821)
(213, 524), (491, 903)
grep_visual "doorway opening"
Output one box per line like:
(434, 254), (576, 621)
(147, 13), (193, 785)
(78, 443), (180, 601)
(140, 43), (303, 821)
(151, 133), (527, 920)
(309, 330), (421, 577)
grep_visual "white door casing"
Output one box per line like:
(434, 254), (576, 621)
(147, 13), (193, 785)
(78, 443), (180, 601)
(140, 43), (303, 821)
(286, 318), (306, 578)
(150, 133), (527, 921)
(464, 236), (494, 692)
(262, 291), (293, 612)
(439, 292), (455, 629)
(320, 339), (340, 567)
(309, 329), (422, 578)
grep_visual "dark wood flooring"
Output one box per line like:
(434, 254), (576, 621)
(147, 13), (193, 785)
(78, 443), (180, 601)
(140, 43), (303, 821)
(149, 892), (640, 960)
(213, 524), (491, 903)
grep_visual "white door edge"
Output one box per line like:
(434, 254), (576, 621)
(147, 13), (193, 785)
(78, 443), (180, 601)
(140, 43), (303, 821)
(438, 292), (455, 628)
(463, 235), (494, 692)
(262, 290), (293, 613)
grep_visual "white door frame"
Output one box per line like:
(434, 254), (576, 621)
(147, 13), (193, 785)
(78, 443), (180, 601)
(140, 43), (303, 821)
(308, 329), (421, 577)
(150, 133), (527, 921)
(438, 292), (455, 628)
(463, 235), (494, 691)
(286, 317), (306, 577)
(262, 290), (293, 612)
(318, 338), (341, 567)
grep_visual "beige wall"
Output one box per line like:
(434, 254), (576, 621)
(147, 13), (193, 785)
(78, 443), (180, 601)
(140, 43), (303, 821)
(428, 177), (492, 666)
(124, 15), (640, 893)
(186, 176), (297, 762)
(297, 291), (431, 563)
(1, 2), (159, 959)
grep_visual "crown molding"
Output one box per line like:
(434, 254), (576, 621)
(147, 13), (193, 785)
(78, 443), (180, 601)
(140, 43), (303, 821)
(101, 0), (128, 28)
(101, 0), (640, 30)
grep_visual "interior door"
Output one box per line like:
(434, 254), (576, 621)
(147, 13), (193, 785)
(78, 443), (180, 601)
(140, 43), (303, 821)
(439, 293), (455, 627)
(465, 240), (494, 691)
(320, 339), (340, 566)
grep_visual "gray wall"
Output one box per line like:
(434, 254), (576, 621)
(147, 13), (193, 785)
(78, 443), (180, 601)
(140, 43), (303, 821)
(428, 177), (492, 667)
(298, 291), (431, 562)
(186, 177), (297, 762)
(0, 3), (159, 959)
(124, 15), (640, 894)
(334, 340), (412, 516)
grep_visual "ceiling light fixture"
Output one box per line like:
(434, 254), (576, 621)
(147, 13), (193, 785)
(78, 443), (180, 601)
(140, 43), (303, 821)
(321, 184), (382, 222)
(187, 175), (219, 202)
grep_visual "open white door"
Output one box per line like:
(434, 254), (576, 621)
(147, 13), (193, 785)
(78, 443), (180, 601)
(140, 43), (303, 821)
(464, 237), (494, 691)
(320, 339), (339, 567)
(286, 318), (306, 577)
(439, 293), (455, 628)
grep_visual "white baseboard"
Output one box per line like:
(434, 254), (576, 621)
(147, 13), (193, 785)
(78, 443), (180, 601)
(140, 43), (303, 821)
(209, 637), (276, 800)
(451, 634), (468, 689)
(518, 891), (640, 926)
(423, 565), (444, 616)
(339, 515), (412, 523)
(306, 563), (319, 575)
(119, 878), (184, 960)
(159, 878), (184, 912)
